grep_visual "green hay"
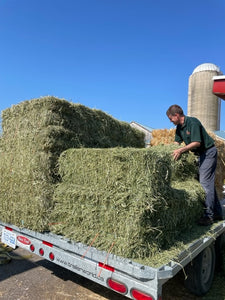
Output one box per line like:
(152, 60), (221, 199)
(50, 145), (205, 259)
(0, 97), (207, 261)
(140, 221), (223, 268)
(1, 97), (145, 150)
(0, 96), (144, 231)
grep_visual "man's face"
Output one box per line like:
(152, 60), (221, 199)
(168, 113), (180, 125)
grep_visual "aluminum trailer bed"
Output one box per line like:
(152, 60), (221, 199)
(1, 221), (225, 300)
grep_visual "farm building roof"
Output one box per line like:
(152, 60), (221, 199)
(130, 121), (154, 132)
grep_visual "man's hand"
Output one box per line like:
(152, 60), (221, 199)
(172, 148), (183, 160)
(172, 141), (201, 160)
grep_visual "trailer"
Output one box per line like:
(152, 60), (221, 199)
(1, 77), (225, 298)
(1, 219), (225, 300)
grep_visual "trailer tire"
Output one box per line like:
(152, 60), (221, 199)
(184, 244), (215, 296)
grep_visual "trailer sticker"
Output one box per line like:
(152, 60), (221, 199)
(55, 257), (104, 282)
(17, 236), (31, 246)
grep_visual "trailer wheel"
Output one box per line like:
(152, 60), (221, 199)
(184, 244), (215, 296)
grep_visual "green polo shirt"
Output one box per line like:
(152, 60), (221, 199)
(175, 116), (214, 154)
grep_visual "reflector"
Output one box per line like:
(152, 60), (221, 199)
(42, 240), (53, 247)
(98, 262), (115, 272)
(49, 252), (55, 261)
(30, 244), (35, 252)
(39, 248), (44, 256)
(5, 226), (12, 231)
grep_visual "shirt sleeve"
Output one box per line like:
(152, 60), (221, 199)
(175, 128), (183, 144)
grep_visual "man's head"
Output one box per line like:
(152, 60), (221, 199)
(166, 104), (184, 126)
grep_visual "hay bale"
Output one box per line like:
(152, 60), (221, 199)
(0, 96), (144, 231)
(208, 132), (225, 199)
(50, 145), (204, 259)
(1, 97), (145, 150)
(150, 128), (176, 146)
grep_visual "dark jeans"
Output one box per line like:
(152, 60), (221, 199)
(199, 146), (222, 218)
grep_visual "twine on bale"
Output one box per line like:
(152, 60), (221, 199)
(82, 232), (100, 259)
(97, 241), (116, 277)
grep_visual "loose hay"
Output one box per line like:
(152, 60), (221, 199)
(50, 145), (204, 259)
(0, 96), (144, 231)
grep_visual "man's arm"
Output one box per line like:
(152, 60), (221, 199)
(173, 141), (201, 160)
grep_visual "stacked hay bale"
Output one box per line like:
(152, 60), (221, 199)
(0, 98), (208, 259)
(50, 145), (204, 259)
(208, 132), (225, 199)
(151, 128), (225, 200)
(150, 128), (176, 146)
(0, 96), (144, 231)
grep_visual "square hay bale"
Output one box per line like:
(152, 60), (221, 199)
(150, 128), (176, 146)
(50, 145), (204, 259)
(208, 132), (225, 199)
(0, 96), (144, 231)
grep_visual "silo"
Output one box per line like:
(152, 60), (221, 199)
(187, 63), (222, 131)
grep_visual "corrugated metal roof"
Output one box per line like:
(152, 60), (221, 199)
(214, 130), (225, 141)
(192, 63), (222, 74)
(130, 121), (154, 132)
(141, 124), (154, 132)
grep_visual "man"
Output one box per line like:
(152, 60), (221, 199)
(166, 104), (222, 226)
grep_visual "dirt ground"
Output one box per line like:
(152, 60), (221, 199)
(0, 246), (224, 300)
(0, 247), (128, 300)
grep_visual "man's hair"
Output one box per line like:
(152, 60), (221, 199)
(166, 105), (184, 117)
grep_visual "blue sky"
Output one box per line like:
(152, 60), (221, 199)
(1, 0), (225, 130)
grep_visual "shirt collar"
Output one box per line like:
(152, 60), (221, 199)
(181, 116), (187, 128)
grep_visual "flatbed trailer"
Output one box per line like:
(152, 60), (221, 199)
(1, 220), (225, 300)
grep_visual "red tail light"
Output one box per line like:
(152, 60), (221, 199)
(131, 289), (154, 300)
(107, 278), (127, 294)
